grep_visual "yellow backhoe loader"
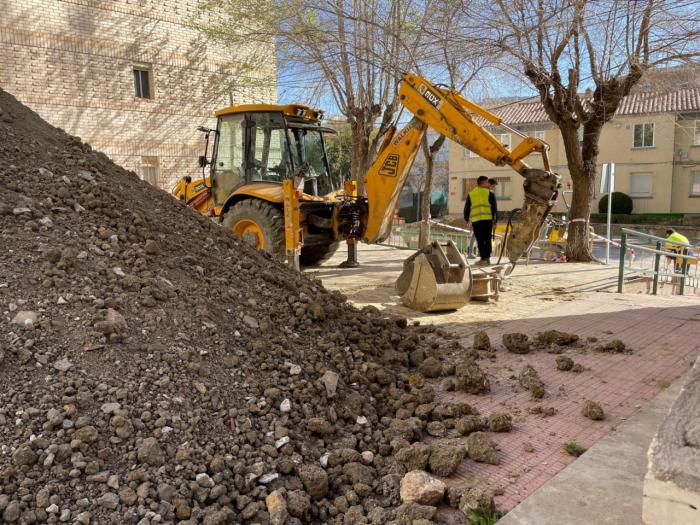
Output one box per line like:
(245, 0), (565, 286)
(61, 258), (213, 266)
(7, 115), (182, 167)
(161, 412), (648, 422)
(173, 73), (561, 310)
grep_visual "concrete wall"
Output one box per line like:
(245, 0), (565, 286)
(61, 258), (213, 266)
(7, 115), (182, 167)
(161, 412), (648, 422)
(448, 112), (699, 216)
(0, 0), (276, 189)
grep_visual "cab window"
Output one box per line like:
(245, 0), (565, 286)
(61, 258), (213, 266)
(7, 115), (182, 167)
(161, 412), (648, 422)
(247, 113), (291, 182)
(213, 114), (245, 204)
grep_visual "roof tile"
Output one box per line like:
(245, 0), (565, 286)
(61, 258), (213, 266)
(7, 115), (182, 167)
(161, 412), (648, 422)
(481, 88), (700, 126)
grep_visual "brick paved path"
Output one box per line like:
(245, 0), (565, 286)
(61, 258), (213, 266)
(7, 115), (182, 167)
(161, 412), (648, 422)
(436, 293), (700, 510)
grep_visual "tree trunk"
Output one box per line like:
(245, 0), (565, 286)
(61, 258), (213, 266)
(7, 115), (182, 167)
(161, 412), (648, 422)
(349, 116), (371, 195)
(418, 136), (433, 248)
(554, 120), (594, 262)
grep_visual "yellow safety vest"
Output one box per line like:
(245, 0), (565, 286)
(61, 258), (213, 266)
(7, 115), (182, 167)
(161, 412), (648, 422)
(665, 232), (689, 251)
(469, 186), (492, 223)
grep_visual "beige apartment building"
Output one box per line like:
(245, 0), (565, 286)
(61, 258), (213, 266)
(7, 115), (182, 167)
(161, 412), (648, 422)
(448, 79), (700, 217)
(0, 0), (276, 189)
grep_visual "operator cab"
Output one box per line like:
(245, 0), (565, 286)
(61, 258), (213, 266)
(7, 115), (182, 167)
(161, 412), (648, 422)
(202, 103), (341, 205)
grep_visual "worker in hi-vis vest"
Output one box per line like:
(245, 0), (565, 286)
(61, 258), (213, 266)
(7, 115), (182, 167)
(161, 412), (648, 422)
(665, 228), (690, 272)
(464, 175), (498, 265)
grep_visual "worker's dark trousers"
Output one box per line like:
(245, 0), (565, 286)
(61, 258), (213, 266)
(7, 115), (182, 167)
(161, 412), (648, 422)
(472, 219), (493, 260)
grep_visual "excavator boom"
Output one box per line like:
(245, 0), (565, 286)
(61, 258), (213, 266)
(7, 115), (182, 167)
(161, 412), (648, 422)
(363, 73), (561, 266)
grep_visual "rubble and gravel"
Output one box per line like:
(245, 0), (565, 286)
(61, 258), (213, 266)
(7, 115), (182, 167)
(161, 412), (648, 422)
(0, 89), (489, 524)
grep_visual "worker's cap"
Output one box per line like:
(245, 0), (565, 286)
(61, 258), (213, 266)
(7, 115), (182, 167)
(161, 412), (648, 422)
(666, 228), (675, 235)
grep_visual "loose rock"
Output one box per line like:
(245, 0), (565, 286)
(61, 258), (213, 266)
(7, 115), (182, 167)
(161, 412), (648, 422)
(466, 432), (499, 465)
(519, 364), (545, 399)
(582, 400), (605, 420)
(399, 471), (445, 506)
(503, 333), (530, 354)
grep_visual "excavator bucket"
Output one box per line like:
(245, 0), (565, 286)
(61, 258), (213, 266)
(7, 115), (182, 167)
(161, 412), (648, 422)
(396, 241), (472, 312)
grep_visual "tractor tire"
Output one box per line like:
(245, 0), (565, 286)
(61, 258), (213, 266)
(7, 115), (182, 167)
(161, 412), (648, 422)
(299, 241), (340, 267)
(222, 200), (285, 259)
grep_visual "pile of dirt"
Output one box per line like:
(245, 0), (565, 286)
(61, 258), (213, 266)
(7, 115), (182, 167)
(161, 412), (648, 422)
(0, 90), (487, 524)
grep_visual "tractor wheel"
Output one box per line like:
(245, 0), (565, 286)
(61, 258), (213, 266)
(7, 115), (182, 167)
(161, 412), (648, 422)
(222, 200), (285, 259)
(299, 241), (340, 267)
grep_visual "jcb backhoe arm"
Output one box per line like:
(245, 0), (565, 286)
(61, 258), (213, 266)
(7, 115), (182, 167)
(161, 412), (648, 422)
(363, 73), (561, 265)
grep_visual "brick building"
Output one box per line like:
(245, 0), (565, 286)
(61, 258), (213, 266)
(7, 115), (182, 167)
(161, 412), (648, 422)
(448, 66), (700, 216)
(0, 0), (276, 189)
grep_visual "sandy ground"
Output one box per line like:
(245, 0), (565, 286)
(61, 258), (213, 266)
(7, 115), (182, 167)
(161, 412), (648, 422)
(307, 243), (622, 328)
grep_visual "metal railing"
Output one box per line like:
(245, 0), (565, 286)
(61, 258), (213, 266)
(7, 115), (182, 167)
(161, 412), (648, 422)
(617, 228), (698, 295)
(382, 219), (508, 257)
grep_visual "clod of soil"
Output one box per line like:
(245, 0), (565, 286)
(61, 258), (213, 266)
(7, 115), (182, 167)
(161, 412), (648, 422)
(0, 89), (470, 524)
(529, 405), (557, 417)
(595, 339), (630, 354)
(488, 412), (513, 432)
(466, 432), (500, 465)
(472, 330), (491, 352)
(456, 415), (488, 436)
(535, 329), (579, 346)
(428, 445), (466, 477)
(395, 442), (432, 472)
(571, 363), (585, 373)
(418, 356), (442, 378)
(455, 360), (490, 394)
(459, 487), (496, 522)
(556, 355), (574, 371)
(522, 441), (535, 453)
(519, 365), (545, 398)
(502, 332), (531, 354)
(582, 400), (606, 420)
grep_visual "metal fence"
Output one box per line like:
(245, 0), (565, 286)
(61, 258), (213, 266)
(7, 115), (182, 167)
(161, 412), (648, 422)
(617, 228), (699, 295)
(382, 219), (509, 257)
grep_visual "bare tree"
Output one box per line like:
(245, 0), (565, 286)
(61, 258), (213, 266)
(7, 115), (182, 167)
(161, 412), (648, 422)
(198, 0), (430, 194)
(476, 0), (700, 261)
(411, 0), (491, 247)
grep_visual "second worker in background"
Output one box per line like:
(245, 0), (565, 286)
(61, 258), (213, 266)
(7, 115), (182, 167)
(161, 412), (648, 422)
(464, 176), (497, 266)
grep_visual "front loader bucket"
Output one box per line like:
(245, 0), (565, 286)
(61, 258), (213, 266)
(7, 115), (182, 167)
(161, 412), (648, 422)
(396, 240), (472, 312)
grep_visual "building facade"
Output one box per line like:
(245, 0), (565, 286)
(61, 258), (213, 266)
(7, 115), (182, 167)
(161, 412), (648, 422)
(448, 77), (700, 217)
(0, 0), (276, 189)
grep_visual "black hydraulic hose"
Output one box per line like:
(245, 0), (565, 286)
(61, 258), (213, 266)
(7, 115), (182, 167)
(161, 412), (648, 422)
(496, 208), (521, 266)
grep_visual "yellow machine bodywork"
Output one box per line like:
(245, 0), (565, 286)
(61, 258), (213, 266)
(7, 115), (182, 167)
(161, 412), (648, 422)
(173, 74), (561, 310)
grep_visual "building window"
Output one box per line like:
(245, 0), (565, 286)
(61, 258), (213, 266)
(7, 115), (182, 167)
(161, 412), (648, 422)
(633, 123), (654, 148)
(133, 67), (152, 99)
(630, 172), (652, 197)
(533, 130), (545, 140)
(694, 121), (700, 146)
(140, 156), (159, 186)
(468, 149), (479, 158)
(691, 172), (700, 196)
(496, 133), (510, 149)
(493, 177), (511, 199)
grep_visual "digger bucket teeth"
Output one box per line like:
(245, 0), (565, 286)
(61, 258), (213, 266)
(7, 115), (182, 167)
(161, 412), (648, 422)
(396, 240), (472, 312)
(507, 168), (562, 266)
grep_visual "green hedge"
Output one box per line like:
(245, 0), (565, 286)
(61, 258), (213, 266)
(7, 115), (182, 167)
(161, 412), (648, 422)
(598, 192), (633, 214)
(589, 213), (686, 225)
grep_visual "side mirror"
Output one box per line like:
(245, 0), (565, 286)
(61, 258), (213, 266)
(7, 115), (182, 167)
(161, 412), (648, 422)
(198, 155), (209, 168)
